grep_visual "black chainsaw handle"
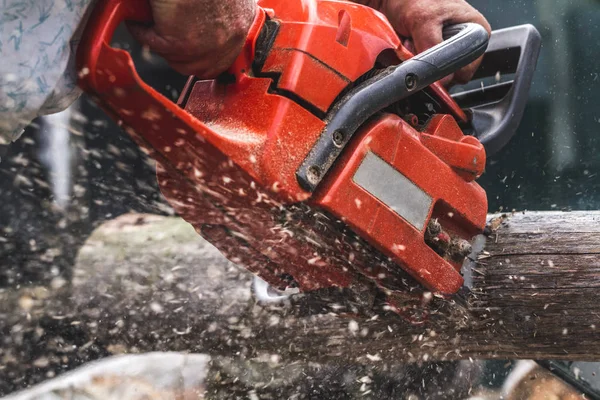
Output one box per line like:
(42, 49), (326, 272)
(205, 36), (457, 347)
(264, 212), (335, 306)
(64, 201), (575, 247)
(452, 24), (542, 156)
(412, 23), (489, 81)
(296, 23), (489, 191)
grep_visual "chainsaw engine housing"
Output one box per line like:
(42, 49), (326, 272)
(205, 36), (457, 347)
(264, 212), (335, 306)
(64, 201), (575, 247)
(77, 0), (541, 311)
(177, 0), (486, 294)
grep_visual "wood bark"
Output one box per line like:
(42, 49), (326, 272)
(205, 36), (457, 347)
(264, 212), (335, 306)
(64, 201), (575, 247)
(2, 211), (600, 393)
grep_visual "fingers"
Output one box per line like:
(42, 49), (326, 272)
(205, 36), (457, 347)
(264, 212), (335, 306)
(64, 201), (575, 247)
(449, 10), (491, 84)
(386, 0), (491, 86)
(409, 17), (444, 59)
(452, 57), (481, 85)
(126, 21), (172, 56)
(126, 0), (255, 78)
(401, 38), (416, 54)
(406, 14), (460, 85)
(126, 21), (241, 78)
(421, 11), (490, 85)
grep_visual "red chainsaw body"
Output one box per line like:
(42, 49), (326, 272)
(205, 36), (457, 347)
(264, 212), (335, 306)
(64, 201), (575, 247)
(77, 0), (488, 303)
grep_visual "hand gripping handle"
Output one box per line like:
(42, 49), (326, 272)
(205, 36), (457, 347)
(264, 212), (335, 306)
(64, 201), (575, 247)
(296, 23), (490, 191)
(413, 23), (490, 83)
(76, 0), (266, 180)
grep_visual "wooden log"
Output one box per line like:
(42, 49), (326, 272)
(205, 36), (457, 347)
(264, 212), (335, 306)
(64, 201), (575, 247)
(1, 211), (599, 394)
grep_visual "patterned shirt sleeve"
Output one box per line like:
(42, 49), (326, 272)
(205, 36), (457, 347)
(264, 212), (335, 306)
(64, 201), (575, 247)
(0, 0), (96, 144)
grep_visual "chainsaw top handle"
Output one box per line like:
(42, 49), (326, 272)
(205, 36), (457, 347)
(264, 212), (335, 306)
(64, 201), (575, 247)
(297, 22), (490, 192)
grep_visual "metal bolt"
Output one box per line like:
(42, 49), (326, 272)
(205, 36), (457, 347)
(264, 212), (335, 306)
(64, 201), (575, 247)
(426, 219), (442, 237)
(452, 238), (473, 259)
(307, 166), (321, 184)
(405, 74), (418, 90)
(405, 113), (419, 127)
(332, 130), (345, 147)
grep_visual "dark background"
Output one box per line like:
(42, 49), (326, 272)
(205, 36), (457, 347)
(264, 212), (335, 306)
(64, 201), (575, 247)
(470, 0), (600, 211)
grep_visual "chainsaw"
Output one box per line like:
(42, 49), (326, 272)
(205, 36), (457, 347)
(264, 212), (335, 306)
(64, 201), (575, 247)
(77, 0), (541, 315)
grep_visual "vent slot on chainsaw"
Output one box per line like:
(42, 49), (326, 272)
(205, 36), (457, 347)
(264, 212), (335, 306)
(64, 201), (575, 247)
(110, 24), (189, 103)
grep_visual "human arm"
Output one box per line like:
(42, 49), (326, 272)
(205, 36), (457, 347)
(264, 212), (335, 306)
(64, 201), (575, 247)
(0, 1), (95, 144)
(0, 0), (256, 145)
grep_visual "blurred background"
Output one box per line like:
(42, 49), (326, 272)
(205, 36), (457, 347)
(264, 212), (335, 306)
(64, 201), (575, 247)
(470, 0), (600, 211)
(1, 0), (599, 398)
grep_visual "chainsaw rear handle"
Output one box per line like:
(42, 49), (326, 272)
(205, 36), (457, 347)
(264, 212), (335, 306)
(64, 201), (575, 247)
(451, 24), (542, 156)
(297, 23), (489, 191)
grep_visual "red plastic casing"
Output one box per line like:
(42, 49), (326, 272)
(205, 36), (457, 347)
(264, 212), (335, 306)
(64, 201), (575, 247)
(77, 0), (487, 301)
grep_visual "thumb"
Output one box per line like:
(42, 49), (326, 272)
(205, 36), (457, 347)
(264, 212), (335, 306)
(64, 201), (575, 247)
(409, 20), (444, 55)
(126, 21), (172, 56)
(409, 22), (455, 85)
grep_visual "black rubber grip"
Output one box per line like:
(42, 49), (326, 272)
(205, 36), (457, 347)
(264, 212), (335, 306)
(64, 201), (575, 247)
(414, 23), (489, 80)
(451, 24), (542, 155)
(296, 23), (490, 192)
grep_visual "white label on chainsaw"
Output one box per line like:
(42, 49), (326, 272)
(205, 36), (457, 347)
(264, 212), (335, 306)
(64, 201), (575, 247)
(352, 151), (433, 231)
